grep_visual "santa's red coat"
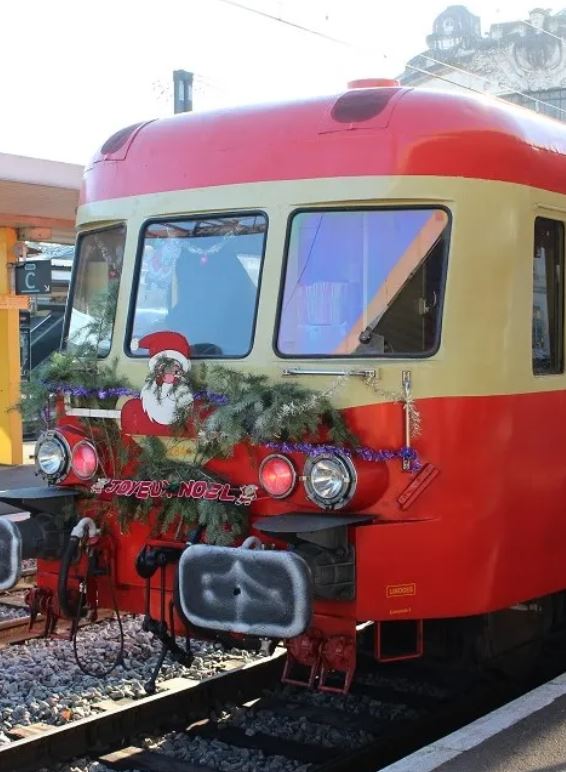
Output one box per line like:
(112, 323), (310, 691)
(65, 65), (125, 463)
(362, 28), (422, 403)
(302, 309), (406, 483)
(120, 398), (176, 437)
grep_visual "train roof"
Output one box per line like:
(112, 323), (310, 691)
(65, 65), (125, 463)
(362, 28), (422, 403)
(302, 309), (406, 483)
(81, 86), (566, 204)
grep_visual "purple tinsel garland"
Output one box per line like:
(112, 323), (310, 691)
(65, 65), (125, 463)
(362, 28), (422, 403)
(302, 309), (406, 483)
(43, 382), (228, 404)
(265, 440), (421, 468)
(43, 383), (139, 399)
(41, 383), (417, 467)
(193, 390), (229, 405)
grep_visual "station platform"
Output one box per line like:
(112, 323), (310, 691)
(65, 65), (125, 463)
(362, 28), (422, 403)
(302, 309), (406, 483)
(0, 447), (40, 516)
(382, 671), (566, 771)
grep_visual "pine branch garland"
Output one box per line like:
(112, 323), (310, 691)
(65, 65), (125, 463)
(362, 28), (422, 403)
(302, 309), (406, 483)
(20, 288), (419, 544)
(114, 436), (250, 544)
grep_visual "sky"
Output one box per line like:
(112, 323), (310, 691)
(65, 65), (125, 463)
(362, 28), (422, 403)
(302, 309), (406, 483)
(0, 0), (549, 164)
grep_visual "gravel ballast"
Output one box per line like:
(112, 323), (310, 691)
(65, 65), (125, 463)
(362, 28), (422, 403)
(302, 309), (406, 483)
(0, 603), (29, 621)
(0, 614), (260, 746)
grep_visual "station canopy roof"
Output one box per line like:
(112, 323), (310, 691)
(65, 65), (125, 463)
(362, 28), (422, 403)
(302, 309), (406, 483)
(0, 153), (82, 245)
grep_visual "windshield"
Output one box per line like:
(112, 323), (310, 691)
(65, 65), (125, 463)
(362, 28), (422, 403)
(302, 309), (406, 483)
(65, 226), (125, 356)
(129, 214), (266, 357)
(277, 208), (449, 357)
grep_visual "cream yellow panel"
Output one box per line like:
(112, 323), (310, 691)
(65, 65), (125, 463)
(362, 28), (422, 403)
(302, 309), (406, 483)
(76, 176), (566, 405)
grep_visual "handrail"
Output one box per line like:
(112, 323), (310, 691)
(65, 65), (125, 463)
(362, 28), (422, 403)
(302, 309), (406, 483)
(281, 367), (377, 377)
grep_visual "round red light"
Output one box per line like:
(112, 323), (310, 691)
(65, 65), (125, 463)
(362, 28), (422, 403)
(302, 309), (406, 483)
(259, 455), (296, 499)
(71, 441), (98, 480)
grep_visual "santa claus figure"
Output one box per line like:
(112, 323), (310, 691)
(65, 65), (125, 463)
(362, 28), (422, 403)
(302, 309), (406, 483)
(121, 331), (194, 435)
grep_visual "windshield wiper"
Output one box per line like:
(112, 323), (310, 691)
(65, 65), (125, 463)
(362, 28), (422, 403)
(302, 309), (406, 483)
(358, 325), (375, 344)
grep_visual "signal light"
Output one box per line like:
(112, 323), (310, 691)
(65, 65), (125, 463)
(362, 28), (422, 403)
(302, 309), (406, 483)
(71, 441), (98, 480)
(259, 454), (296, 499)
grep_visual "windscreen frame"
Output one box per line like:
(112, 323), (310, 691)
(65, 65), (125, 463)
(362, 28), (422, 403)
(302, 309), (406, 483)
(62, 222), (127, 359)
(125, 210), (269, 360)
(273, 204), (452, 360)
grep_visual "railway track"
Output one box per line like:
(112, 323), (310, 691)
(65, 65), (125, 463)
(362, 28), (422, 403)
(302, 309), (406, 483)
(0, 608), (116, 649)
(0, 651), (286, 772)
(97, 658), (510, 772)
(0, 566), (37, 647)
(0, 567), (116, 648)
(3, 617), (566, 772)
(0, 642), (542, 772)
(1, 564), (37, 595)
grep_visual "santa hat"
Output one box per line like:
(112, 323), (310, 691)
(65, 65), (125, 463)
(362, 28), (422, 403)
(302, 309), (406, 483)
(139, 331), (191, 371)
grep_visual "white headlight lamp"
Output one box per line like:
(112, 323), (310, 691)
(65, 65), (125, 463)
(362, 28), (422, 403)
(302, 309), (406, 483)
(35, 431), (70, 481)
(303, 452), (356, 510)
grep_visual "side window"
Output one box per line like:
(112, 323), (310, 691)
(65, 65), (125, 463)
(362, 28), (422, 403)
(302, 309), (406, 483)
(533, 217), (564, 375)
(65, 226), (126, 357)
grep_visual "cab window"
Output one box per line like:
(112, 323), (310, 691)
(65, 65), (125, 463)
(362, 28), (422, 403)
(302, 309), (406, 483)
(65, 225), (125, 357)
(129, 215), (266, 357)
(277, 208), (449, 357)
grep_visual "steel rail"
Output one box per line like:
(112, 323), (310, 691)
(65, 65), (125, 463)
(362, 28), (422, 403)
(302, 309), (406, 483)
(0, 652), (285, 772)
(97, 641), (566, 772)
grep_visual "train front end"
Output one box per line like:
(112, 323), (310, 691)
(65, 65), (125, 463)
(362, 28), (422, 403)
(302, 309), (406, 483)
(0, 84), (503, 691)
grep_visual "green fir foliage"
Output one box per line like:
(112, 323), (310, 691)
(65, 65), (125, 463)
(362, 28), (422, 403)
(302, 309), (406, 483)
(150, 359), (354, 462)
(17, 285), (129, 427)
(20, 299), (357, 543)
(117, 435), (248, 545)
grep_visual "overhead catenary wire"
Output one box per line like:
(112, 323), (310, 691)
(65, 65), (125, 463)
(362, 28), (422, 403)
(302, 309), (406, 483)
(403, 61), (495, 97)
(521, 18), (564, 43)
(412, 6), (566, 109)
(212, 0), (566, 119)
(412, 52), (566, 118)
(405, 61), (566, 120)
(213, 0), (355, 48)
(404, 10), (566, 118)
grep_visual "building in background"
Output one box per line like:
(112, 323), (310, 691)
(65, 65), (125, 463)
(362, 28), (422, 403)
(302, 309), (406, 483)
(399, 6), (566, 121)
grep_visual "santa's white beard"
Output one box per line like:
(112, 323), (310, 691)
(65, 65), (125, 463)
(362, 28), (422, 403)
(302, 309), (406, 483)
(140, 382), (193, 425)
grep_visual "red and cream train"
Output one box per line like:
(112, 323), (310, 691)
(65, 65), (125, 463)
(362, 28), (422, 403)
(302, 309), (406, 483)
(1, 79), (566, 690)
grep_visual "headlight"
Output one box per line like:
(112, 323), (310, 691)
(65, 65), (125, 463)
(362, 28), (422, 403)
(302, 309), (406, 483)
(304, 453), (356, 509)
(35, 433), (69, 480)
